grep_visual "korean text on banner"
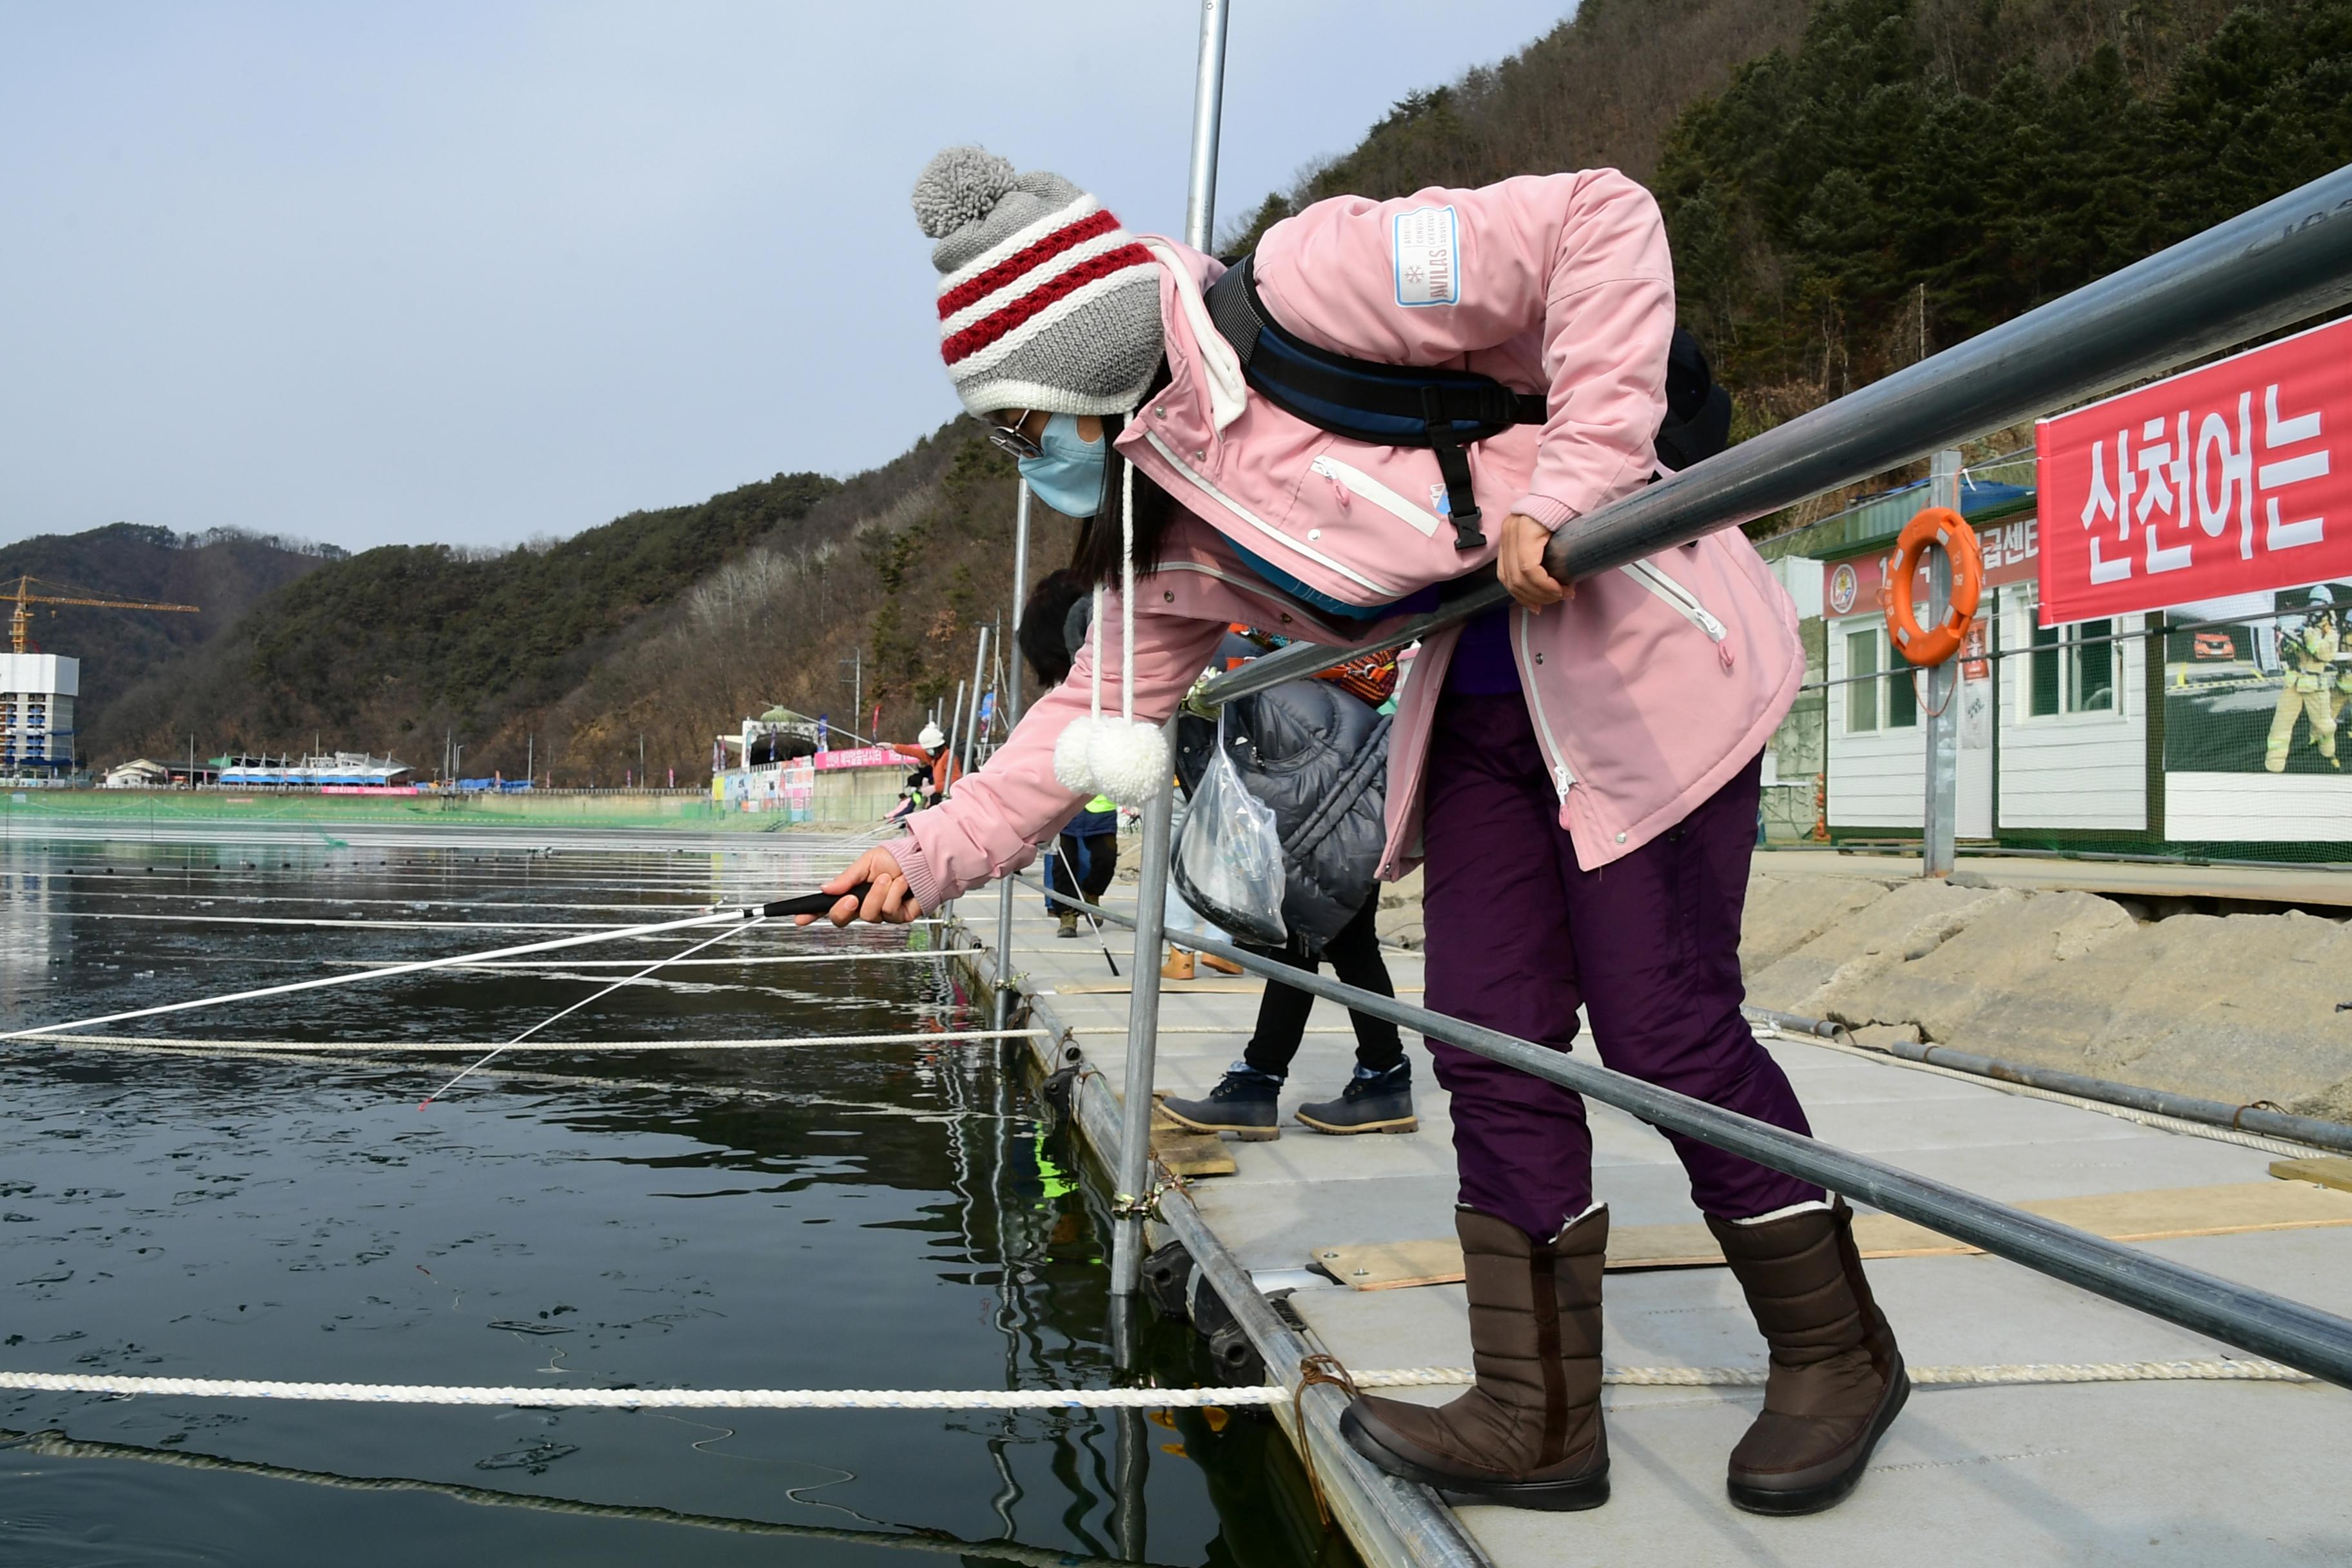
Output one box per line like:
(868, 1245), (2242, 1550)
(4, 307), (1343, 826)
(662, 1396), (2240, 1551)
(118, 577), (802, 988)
(2036, 317), (2349, 627)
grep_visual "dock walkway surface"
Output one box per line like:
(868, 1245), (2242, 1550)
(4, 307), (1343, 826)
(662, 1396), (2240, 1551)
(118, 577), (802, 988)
(956, 877), (2352, 1567)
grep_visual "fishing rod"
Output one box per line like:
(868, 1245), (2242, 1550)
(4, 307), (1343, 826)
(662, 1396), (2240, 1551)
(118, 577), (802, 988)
(0, 885), (873, 1044)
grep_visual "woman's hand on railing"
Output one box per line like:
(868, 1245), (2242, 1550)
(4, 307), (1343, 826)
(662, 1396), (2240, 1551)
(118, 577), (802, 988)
(798, 847), (920, 926)
(1498, 513), (1566, 611)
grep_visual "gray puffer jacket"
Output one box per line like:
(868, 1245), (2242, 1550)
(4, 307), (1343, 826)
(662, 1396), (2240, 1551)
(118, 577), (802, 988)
(1173, 643), (1389, 958)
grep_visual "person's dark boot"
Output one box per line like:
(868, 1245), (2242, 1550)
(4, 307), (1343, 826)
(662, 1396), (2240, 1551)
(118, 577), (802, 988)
(1705, 1199), (1909, 1516)
(1158, 1064), (1282, 1141)
(1295, 1063), (1417, 1135)
(1056, 910), (1079, 939)
(1341, 1206), (1610, 1511)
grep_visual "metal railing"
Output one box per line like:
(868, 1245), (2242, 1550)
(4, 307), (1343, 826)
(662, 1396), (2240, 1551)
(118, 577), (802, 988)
(1034, 881), (2352, 1391)
(1001, 32), (2352, 1554)
(1061, 163), (2352, 1398)
(1198, 163), (2352, 709)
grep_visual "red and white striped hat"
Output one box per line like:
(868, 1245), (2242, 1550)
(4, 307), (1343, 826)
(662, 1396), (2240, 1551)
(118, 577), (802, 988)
(914, 147), (1164, 418)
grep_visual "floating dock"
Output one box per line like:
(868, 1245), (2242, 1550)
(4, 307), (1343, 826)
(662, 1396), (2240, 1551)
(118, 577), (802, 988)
(952, 875), (2352, 1566)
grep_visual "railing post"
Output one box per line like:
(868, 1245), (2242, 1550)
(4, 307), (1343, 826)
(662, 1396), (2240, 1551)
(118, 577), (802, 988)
(961, 625), (991, 784)
(1183, 0), (1231, 253)
(1108, 745), (1175, 1297)
(992, 485), (1031, 1034)
(1922, 449), (1962, 877)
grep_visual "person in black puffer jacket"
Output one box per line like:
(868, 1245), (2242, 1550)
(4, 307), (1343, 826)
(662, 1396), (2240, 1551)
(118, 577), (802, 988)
(1159, 632), (1413, 1139)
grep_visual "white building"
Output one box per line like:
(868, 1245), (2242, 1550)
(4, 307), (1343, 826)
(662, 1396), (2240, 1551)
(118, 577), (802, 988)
(1766, 458), (2352, 856)
(0, 653), (77, 779)
(103, 758), (173, 789)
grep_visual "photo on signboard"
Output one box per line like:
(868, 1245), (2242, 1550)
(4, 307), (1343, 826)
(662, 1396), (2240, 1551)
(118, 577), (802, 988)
(2163, 580), (2352, 778)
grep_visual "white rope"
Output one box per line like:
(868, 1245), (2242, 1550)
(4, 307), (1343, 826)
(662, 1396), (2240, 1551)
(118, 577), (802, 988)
(36, 890), (723, 914)
(1, 1039), (1022, 1120)
(23, 1030), (1049, 1055)
(322, 952), (946, 970)
(1088, 584), (1105, 727)
(1119, 453), (1135, 723)
(15, 910), (952, 934)
(25, 910), (638, 933)
(0, 1359), (2305, 1410)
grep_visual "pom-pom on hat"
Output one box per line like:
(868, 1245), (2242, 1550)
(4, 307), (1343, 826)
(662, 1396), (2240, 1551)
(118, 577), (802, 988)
(913, 146), (1163, 419)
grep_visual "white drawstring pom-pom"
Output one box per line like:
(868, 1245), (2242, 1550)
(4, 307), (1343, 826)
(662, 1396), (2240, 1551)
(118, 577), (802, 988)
(1087, 718), (1169, 808)
(1054, 719), (1101, 793)
(1050, 406), (1167, 810)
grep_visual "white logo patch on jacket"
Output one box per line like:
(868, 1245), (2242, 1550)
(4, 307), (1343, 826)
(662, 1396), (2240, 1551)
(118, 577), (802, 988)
(1392, 206), (1460, 307)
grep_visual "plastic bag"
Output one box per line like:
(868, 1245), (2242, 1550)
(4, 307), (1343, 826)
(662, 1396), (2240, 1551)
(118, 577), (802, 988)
(1171, 709), (1287, 945)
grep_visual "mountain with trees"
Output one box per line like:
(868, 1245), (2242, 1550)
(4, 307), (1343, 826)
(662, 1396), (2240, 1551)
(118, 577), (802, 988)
(39, 0), (2352, 784)
(0, 524), (339, 740)
(87, 467), (841, 776)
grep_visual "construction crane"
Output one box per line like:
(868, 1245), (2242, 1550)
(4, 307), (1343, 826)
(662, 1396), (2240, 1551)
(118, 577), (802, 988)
(6, 574), (200, 655)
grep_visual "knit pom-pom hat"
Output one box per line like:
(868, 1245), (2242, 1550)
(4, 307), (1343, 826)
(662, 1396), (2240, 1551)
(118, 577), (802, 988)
(913, 145), (1164, 418)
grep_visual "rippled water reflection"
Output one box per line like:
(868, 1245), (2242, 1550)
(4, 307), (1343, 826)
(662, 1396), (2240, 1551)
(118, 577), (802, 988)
(0, 829), (1358, 1567)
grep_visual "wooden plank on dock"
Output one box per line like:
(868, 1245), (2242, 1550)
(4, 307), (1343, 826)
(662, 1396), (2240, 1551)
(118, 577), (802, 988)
(2271, 1155), (2352, 1193)
(1151, 1104), (1237, 1178)
(1311, 1181), (2352, 1288)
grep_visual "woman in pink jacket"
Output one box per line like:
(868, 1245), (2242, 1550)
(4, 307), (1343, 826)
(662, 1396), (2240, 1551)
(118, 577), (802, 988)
(816, 147), (1906, 1516)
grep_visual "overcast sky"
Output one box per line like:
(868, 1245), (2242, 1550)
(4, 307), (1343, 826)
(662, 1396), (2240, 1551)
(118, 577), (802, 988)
(0, 3), (1569, 553)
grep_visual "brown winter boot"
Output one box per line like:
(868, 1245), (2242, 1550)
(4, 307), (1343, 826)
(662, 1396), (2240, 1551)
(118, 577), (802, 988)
(1341, 1206), (1610, 1511)
(1706, 1199), (1910, 1515)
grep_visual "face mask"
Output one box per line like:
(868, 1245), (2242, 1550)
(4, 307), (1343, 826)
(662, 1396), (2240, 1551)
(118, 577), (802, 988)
(1016, 413), (1106, 518)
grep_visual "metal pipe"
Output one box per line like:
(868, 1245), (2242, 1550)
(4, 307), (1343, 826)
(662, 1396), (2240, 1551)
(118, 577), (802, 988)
(1748, 1007), (2352, 1155)
(1015, 968), (1486, 1568)
(1183, 0), (1231, 253)
(943, 680), (967, 796)
(1107, 760), (1175, 1296)
(994, 485), (1033, 1032)
(1922, 449), (1961, 876)
(1200, 162), (2352, 709)
(1043, 886), (2352, 1389)
(962, 626), (992, 786)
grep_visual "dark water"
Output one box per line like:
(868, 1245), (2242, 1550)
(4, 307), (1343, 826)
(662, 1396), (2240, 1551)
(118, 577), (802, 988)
(0, 829), (1357, 1567)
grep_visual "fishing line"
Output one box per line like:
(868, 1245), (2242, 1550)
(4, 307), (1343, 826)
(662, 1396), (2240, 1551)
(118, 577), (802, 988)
(1044, 848), (1121, 978)
(418, 919), (765, 1105)
(1, 885), (877, 1044)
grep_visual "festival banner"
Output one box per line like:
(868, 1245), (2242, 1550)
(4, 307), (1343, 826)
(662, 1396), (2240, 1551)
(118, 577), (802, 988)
(2035, 317), (2351, 627)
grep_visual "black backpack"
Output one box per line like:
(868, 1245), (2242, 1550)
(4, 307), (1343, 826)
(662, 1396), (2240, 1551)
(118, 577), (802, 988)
(1204, 254), (1730, 552)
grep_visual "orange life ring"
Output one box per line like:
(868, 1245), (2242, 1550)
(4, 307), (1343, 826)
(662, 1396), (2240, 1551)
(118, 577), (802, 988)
(1885, 507), (1983, 667)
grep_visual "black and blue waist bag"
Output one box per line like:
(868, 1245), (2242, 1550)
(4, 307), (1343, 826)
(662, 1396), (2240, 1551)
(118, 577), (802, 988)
(1202, 253), (1731, 553)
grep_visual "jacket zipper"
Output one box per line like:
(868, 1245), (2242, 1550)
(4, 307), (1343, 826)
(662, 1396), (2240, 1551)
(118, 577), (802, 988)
(1514, 608), (1576, 799)
(1308, 454), (1442, 538)
(1144, 431), (1392, 596)
(1620, 559), (1734, 667)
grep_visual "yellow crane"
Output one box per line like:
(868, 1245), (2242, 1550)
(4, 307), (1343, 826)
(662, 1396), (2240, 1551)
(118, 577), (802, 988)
(6, 574), (200, 655)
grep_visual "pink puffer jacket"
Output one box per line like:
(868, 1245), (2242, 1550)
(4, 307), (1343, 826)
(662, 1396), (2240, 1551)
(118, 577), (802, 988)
(888, 170), (1801, 912)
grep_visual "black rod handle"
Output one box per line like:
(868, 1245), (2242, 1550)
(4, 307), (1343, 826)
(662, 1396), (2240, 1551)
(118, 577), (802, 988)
(760, 883), (874, 919)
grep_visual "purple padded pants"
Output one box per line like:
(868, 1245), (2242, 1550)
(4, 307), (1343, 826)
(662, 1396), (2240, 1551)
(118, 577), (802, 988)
(1419, 693), (1823, 1239)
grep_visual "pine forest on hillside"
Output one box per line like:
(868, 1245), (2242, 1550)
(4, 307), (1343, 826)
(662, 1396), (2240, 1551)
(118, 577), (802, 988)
(34, 0), (2352, 784)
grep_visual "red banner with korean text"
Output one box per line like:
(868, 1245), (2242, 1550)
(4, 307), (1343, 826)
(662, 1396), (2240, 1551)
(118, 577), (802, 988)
(2036, 317), (2351, 627)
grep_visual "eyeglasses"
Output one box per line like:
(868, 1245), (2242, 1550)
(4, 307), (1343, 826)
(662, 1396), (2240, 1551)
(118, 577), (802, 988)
(984, 410), (1043, 460)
